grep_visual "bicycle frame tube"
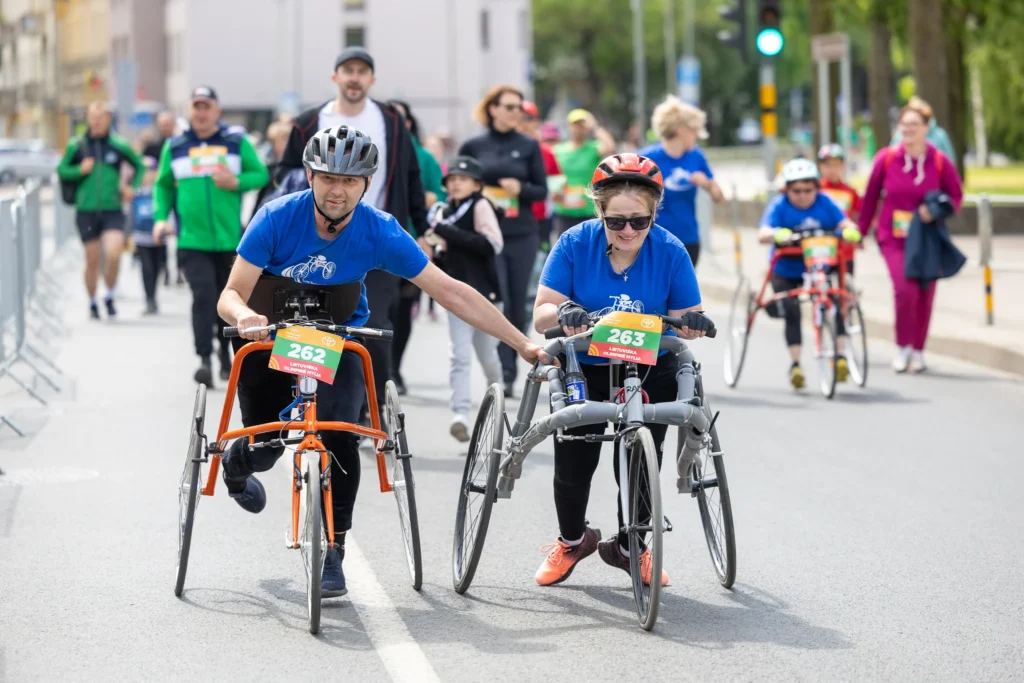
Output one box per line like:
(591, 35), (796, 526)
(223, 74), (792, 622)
(496, 336), (710, 497)
(203, 339), (389, 497)
(756, 245), (857, 314)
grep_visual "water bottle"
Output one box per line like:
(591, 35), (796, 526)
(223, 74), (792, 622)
(563, 340), (588, 405)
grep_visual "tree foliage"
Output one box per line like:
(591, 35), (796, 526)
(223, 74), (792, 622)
(531, 0), (1024, 158)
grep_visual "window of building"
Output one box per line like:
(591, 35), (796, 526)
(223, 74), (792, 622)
(343, 0), (365, 9)
(480, 9), (489, 51)
(344, 26), (365, 48)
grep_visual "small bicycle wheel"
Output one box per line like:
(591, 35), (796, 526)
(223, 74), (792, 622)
(844, 301), (869, 387)
(816, 306), (839, 399)
(175, 384), (206, 598)
(689, 424), (737, 588)
(452, 382), (504, 594)
(724, 277), (755, 388)
(627, 427), (662, 631)
(300, 456), (324, 635)
(384, 380), (422, 591)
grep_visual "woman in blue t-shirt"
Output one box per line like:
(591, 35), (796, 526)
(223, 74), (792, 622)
(530, 153), (712, 589)
(758, 158), (861, 389)
(638, 95), (725, 267)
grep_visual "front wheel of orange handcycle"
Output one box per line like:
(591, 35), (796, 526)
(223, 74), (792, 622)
(175, 384), (207, 597)
(382, 380), (422, 591)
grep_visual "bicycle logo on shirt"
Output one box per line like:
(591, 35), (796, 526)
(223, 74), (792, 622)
(595, 294), (646, 318)
(281, 254), (337, 283)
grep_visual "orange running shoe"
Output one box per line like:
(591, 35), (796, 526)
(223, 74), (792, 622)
(535, 527), (601, 586)
(597, 538), (669, 587)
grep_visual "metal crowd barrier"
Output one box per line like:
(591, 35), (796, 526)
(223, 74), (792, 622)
(0, 177), (77, 437)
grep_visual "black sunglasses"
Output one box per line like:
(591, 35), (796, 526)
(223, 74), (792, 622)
(603, 215), (653, 232)
(497, 102), (522, 112)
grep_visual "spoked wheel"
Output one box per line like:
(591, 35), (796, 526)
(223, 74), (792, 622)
(843, 301), (869, 387)
(689, 424), (737, 587)
(815, 306), (839, 399)
(626, 427), (662, 631)
(724, 277), (755, 387)
(175, 384), (206, 597)
(452, 383), (504, 594)
(300, 456), (325, 635)
(384, 380), (422, 591)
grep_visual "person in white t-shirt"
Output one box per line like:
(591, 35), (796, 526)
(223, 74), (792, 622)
(276, 46), (429, 421)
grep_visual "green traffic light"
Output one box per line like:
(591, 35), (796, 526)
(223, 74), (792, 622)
(756, 28), (784, 56)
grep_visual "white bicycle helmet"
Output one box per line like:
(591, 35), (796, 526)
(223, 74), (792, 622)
(781, 158), (820, 185)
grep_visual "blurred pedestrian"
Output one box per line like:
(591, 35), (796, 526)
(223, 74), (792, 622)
(551, 109), (615, 240)
(388, 98), (447, 395)
(859, 99), (964, 373)
(639, 95), (724, 267)
(459, 85), (549, 397)
(890, 96), (956, 164)
(252, 120), (294, 214)
(56, 100), (145, 320)
(275, 46), (429, 418)
(423, 156), (504, 441)
(131, 156), (162, 314)
(152, 86), (269, 386)
(143, 110), (182, 286)
(519, 100), (562, 250)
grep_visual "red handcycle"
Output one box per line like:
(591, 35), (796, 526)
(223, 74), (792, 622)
(174, 277), (422, 635)
(723, 229), (867, 399)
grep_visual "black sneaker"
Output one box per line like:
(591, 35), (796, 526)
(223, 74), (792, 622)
(144, 299), (158, 315)
(89, 303), (100, 320)
(321, 546), (348, 597)
(394, 373), (407, 396)
(194, 358), (213, 387)
(504, 380), (515, 398)
(104, 297), (116, 317)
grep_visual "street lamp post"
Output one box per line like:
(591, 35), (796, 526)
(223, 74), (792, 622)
(632, 0), (646, 132)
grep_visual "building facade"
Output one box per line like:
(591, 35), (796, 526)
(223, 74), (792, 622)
(0, 0), (59, 143)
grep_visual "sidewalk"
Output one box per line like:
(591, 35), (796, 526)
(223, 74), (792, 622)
(696, 226), (1024, 377)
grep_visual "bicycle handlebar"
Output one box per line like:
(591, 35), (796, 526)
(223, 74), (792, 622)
(542, 312), (717, 341)
(223, 321), (393, 340)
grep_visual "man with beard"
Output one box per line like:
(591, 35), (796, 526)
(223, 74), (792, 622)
(277, 46), (428, 422)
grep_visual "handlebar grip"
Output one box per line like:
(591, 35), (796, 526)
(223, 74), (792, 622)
(544, 326), (563, 339)
(379, 329), (394, 339)
(223, 327), (239, 338)
(706, 326), (718, 339)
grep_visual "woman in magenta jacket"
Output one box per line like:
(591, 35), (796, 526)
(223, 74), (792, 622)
(858, 101), (963, 373)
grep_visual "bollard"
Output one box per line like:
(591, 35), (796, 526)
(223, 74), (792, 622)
(978, 194), (994, 325)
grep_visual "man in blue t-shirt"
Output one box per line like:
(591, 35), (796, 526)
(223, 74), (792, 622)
(757, 158), (861, 389)
(216, 125), (549, 599)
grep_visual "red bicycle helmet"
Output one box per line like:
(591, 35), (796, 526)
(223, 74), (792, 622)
(590, 153), (664, 192)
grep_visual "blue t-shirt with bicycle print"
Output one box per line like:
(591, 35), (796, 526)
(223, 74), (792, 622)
(759, 193), (846, 279)
(238, 190), (429, 328)
(540, 219), (702, 365)
(637, 143), (714, 245)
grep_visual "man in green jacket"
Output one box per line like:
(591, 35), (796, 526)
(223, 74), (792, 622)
(152, 86), (269, 386)
(57, 101), (145, 319)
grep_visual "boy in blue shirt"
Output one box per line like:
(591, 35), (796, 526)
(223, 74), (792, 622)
(131, 156), (162, 314)
(757, 159), (860, 389)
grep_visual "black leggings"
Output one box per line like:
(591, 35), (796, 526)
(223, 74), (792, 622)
(221, 342), (366, 532)
(553, 353), (679, 547)
(771, 273), (846, 348)
(683, 241), (701, 268)
(137, 245), (164, 302)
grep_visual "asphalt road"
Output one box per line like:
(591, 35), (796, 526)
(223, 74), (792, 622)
(2, 259), (1022, 682)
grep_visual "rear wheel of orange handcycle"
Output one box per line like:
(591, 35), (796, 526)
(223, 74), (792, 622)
(815, 304), (839, 399)
(383, 380), (422, 591)
(452, 383), (504, 594)
(724, 277), (755, 388)
(300, 455), (325, 634)
(175, 384), (206, 597)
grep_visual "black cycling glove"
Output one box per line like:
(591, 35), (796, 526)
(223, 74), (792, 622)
(680, 310), (714, 333)
(556, 300), (590, 329)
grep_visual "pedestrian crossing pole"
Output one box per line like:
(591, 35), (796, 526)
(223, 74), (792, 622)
(760, 64), (777, 184)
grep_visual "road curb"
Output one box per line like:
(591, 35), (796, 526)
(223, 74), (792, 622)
(701, 281), (1024, 379)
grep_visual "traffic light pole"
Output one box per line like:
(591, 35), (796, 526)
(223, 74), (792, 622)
(760, 60), (777, 185)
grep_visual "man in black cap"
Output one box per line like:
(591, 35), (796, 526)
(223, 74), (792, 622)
(277, 47), (429, 417)
(152, 86), (269, 386)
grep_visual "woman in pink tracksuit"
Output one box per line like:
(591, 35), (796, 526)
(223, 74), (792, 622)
(859, 101), (963, 373)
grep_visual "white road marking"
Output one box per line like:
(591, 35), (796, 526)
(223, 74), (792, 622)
(345, 536), (440, 683)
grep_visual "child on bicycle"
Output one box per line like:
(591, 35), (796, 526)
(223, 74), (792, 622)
(423, 156), (505, 442)
(757, 158), (861, 389)
(130, 156), (162, 315)
(817, 143), (862, 276)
